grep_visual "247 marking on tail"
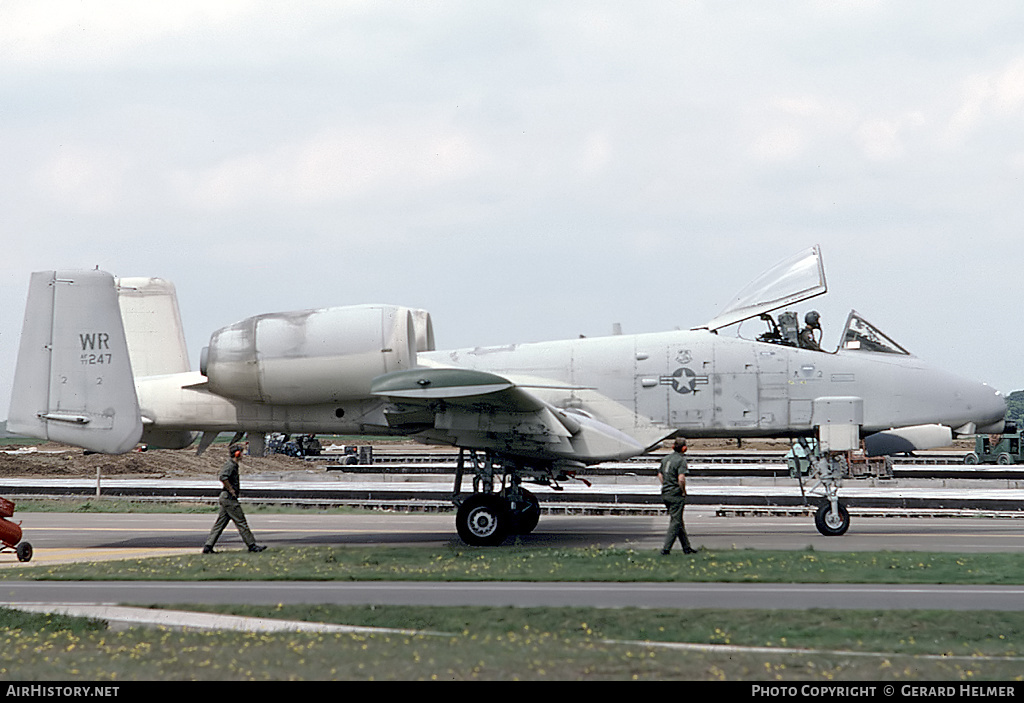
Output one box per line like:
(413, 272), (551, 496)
(79, 332), (113, 365)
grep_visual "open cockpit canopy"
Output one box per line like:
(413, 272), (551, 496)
(701, 245), (827, 332)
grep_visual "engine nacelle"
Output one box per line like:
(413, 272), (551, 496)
(200, 304), (434, 404)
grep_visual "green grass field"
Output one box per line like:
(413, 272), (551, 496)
(4, 544), (1023, 585)
(2, 604), (1021, 680)
(1, 546), (1023, 680)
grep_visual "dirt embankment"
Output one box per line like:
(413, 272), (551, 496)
(0, 437), (785, 481)
(0, 444), (314, 480)
(0, 437), (973, 481)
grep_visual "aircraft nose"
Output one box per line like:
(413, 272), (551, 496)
(971, 383), (1007, 433)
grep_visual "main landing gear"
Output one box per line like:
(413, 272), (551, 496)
(451, 449), (572, 546)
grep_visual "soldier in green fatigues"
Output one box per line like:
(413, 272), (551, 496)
(658, 438), (697, 555)
(202, 444), (267, 554)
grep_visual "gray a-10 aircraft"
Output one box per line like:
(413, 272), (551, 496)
(8, 246), (1006, 544)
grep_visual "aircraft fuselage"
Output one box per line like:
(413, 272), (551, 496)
(425, 330), (1006, 440)
(133, 327), (1005, 457)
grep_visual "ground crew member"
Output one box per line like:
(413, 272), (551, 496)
(202, 444), (267, 554)
(658, 438), (697, 555)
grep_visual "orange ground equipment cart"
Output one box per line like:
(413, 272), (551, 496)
(0, 497), (32, 562)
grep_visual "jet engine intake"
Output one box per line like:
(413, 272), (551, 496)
(201, 305), (429, 404)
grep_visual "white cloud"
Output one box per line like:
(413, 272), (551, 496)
(748, 97), (853, 162)
(0, 0), (254, 68)
(988, 55), (1024, 128)
(577, 130), (613, 177)
(946, 55), (1024, 146)
(751, 127), (805, 162)
(30, 144), (131, 214)
(4, 1), (1024, 414)
(174, 123), (486, 211)
(856, 112), (926, 161)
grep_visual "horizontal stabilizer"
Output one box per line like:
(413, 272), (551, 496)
(863, 424), (953, 456)
(8, 270), (143, 454)
(116, 277), (191, 377)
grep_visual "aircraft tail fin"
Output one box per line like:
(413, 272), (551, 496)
(8, 270), (143, 454)
(116, 277), (191, 377)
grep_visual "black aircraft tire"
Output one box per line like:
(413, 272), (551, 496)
(511, 489), (541, 535)
(16, 542), (32, 563)
(456, 495), (509, 546)
(814, 502), (850, 537)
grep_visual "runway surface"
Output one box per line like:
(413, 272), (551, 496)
(7, 508), (1024, 559)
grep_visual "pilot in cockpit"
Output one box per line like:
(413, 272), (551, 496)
(798, 310), (822, 351)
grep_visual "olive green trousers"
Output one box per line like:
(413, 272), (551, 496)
(661, 494), (693, 553)
(204, 495), (256, 549)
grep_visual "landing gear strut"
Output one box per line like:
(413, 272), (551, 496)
(451, 449), (567, 546)
(812, 453), (850, 537)
(794, 440), (853, 537)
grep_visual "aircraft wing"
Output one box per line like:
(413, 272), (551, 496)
(370, 367), (665, 464)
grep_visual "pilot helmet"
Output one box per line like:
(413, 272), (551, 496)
(804, 310), (821, 329)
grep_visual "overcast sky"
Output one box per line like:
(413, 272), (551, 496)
(3, 1), (1024, 418)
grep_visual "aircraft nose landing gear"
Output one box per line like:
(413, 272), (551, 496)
(814, 500), (851, 536)
(805, 454), (853, 537)
(792, 438), (856, 537)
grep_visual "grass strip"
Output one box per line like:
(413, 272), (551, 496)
(4, 545), (1024, 584)
(1, 605), (1021, 681)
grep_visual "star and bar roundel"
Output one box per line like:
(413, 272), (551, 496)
(659, 367), (710, 394)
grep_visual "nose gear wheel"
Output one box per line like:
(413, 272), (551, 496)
(814, 501), (850, 536)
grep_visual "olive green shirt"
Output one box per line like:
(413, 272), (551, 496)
(659, 451), (688, 497)
(219, 458), (241, 498)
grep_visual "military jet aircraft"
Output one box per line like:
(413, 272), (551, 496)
(8, 246), (1006, 544)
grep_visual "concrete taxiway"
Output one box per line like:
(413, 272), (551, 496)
(6, 508), (1024, 567)
(5, 580), (1024, 611)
